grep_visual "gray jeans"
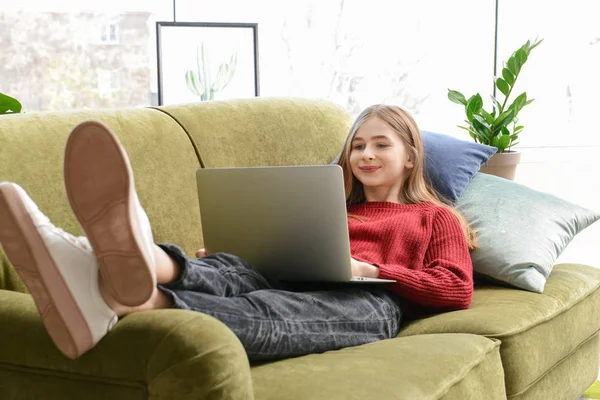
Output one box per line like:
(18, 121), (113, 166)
(157, 244), (404, 361)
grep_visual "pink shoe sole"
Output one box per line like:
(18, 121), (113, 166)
(0, 184), (93, 359)
(64, 121), (154, 307)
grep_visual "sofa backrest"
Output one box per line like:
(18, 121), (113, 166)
(0, 98), (352, 292)
(0, 108), (202, 291)
(155, 97), (352, 168)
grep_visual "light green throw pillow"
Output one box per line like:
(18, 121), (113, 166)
(456, 172), (600, 293)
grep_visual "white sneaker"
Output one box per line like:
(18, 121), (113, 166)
(0, 182), (117, 359)
(64, 120), (156, 307)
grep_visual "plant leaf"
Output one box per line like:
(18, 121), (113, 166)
(480, 109), (495, 125)
(472, 118), (491, 143)
(507, 56), (520, 75)
(0, 92), (22, 114)
(496, 78), (510, 96)
(493, 109), (516, 131)
(528, 38), (544, 52)
(466, 93), (483, 120)
(490, 95), (503, 113)
(473, 114), (490, 128)
(502, 68), (515, 86)
(515, 48), (528, 67)
(497, 134), (511, 150)
(448, 89), (467, 105)
(491, 135), (499, 147)
(525, 98), (535, 105)
(512, 92), (528, 113)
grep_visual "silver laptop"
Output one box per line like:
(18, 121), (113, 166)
(195, 165), (395, 284)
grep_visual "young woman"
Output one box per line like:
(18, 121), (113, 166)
(0, 104), (477, 361)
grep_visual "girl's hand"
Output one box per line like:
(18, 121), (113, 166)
(195, 248), (209, 258)
(351, 257), (380, 278)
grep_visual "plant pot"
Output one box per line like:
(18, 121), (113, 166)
(479, 151), (521, 180)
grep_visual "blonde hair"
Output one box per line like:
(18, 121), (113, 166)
(337, 104), (478, 250)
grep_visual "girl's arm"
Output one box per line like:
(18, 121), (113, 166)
(372, 208), (473, 311)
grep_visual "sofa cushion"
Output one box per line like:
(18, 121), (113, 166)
(420, 131), (497, 203)
(457, 172), (600, 293)
(508, 332), (599, 399)
(397, 263), (600, 397)
(251, 334), (506, 400)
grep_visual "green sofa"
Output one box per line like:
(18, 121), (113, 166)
(0, 98), (598, 400)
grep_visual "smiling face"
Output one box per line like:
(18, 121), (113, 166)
(349, 116), (414, 202)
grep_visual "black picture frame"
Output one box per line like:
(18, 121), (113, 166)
(156, 22), (260, 106)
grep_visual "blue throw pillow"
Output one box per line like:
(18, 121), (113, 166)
(331, 131), (497, 203)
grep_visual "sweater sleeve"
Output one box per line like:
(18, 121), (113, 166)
(376, 208), (473, 311)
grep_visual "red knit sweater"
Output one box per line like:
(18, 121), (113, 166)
(348, 201), (473, 317)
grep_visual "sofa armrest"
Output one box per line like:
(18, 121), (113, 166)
(0, 290), (253, 400)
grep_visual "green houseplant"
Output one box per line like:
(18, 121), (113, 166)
(448, 38), (543, 180)
(0, 92), (22, 114)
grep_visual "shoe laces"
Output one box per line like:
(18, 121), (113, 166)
(34, 210), (93, 253)
(58, 227), (93, 253)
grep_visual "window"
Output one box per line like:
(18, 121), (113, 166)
(175, 0), (495, 129)
(497, 0), (600, 148)
(497, 0), (600, 267)
(1, 1), (172, 110)
(100, 22), (119, 44)
(173, 0), (599, 266)
(1, 0), (597, 265)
